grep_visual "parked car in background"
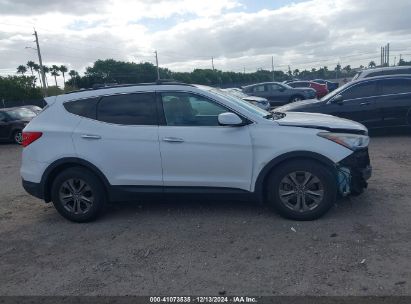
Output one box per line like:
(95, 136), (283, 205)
(313, 79), (339, 92)
(221, 88), (270, 110)
(0, 107), (37, 144)
(242, 82), (316, 106)
(287, 81), (329, 98)
(352, 66), (411, 81)
(275, 75), (411, 130)
(22, 105), (43, 114)
(21, 82), (371, 222)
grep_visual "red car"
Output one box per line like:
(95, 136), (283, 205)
(287, 81), (329, 98)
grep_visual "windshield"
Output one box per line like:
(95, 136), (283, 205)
(210, 88), (270, 117)
(6, 108), (36, 120)
(320, 82), (351, 101)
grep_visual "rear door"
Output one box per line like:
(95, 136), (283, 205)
(326, 80), (381, 127)
(377, 78), (411, 127)
(71, 93), (163, 186)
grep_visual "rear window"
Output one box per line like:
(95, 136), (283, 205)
(97, 93), (157, 125)
(64, 97), (99, 119)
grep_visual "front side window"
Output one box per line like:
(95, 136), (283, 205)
(161, 92), (228, 126)
(381, 79), (411, 95)
(341, 81), (377, 100)
(97, 93), (157, 125)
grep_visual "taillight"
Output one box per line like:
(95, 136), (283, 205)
(22, 132), (42, 147)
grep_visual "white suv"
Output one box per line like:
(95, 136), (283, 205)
(21, 82), (372, 222)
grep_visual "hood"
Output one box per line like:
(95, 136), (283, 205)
(242, 96), (267, 103)
(275, 111), (368, 134)
(275, 99), (321, 111)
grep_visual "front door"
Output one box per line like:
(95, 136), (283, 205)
(326, 80), (381, 128)
(158, 92), (253, 191)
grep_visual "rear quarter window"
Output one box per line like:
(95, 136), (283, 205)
(64, 97), (99, 119)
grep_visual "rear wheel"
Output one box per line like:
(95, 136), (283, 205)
(267, 159), (337, 220)
(51, 167), (106, 222)
(13, 130), (23, 145)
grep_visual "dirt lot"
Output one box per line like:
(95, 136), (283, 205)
(0, 135), (410, 296)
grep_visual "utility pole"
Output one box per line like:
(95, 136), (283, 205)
(33, 29), (47, 97)
(154, 50), (160, 81)
(387, 43), (390, 66)
(211, 57), (215, 71)
(382, 47), (385, 67)
(271, 56), (275, 81)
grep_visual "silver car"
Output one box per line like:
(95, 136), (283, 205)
(222, 88), (270, 110)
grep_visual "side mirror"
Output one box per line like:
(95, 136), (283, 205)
(218, 112), (243, 126)
(332, 94), (344, 105)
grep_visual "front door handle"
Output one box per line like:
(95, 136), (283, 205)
(360, 101), (371, 106)
(81, 134), (101, 140)
(163, 137), (184, 143)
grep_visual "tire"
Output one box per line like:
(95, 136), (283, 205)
(267, 159), (337, 220)
(12, 130), (23, 145)
(51, 167), (107, 222)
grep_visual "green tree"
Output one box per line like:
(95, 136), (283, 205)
(33, 63), (42, 87)
(59, 65), (68, 88)
(50, 66), (60, 87)
(26, 61), (36, 76)
(0, 75), (42, 102)
(17, 65), (27, 75)
(43, 66), (50, 87)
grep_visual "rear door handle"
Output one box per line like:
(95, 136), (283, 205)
(163, 137), (184, 143)
(81, 134), (101, 140)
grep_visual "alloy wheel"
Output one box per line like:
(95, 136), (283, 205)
(59, 178), (94, 215)
(14, 131), (22, 144)
(278, 171), (324, 212)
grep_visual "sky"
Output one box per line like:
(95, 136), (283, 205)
(1, 0), (411, 86)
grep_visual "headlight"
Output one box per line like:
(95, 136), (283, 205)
(317, 132), (369, 150)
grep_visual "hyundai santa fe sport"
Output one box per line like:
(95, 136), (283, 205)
(21, 82), (372, 222)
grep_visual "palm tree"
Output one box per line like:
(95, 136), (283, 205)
(33, 63), (42, 87)
(43, 66), (50, 87)
(26, 61), (36, 75)
(50, 66), (60, 87)
(17, 65), (27, 75)
(60, 65), (68, 88)
(69, 69), (79, 87)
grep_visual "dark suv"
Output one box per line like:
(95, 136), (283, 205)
(242, 82), (316, 106)
(0, 107), (36, 144)
(275, 75), (411, 129)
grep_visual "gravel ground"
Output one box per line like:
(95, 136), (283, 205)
(0, 135), (410, 296)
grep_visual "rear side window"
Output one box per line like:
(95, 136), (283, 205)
(64, 97), (99, 119)
(97, 93), (157, 125)
(252, 85), (266, 92)
(342, 81), (377, 100)
(381, 79), (411, 95)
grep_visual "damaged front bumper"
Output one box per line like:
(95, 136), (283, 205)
(337, 148), (372, 196)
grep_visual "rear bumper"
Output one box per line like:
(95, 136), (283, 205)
(22, 179), (44, 200)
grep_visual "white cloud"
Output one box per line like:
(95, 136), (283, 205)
(1, 0), (411, 87)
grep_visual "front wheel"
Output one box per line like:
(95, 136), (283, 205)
(51, 167), (107, 222)
(267, 159), (337, 220)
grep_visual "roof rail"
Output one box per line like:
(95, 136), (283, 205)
(64, 79), (194, 94)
